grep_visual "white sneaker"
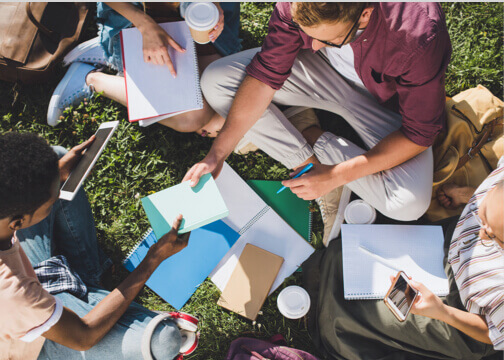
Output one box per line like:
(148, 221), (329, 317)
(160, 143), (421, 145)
(63, 37), (108, 67)
(47, 62), (96, 126)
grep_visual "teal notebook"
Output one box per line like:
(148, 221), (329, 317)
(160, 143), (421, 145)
(141, 174), (229, 238)
(246, 180), (312, 242)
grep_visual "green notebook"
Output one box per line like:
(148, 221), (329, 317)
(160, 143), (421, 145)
(246, 180), (312, 242)
(141, 174), (229, 238)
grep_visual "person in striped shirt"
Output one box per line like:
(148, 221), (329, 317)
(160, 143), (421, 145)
(409, 156), (504, 350)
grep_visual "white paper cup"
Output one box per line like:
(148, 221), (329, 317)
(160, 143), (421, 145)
(185, 2), (219, 44)
(344, 199), (377, 224)
(277, 286), (311, 319)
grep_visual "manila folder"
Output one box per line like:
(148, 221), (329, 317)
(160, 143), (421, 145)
(217, 244), (284, 321)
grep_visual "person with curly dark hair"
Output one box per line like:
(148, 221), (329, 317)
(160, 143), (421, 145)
(0, 132), (189, 360)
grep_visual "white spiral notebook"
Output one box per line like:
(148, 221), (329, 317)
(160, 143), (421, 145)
(210, 163), (315, 295)
(120, 21), (203, 124)
(341, 224), (449, 300)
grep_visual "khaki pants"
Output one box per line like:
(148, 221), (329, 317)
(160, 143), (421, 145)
(201, 48), (433, 221)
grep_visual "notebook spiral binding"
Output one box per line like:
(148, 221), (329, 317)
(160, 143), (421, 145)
(189, 37), (203, 109)
(307, 212), (313, 242)
(239, 206), (271, 236)
(123, 228), (155, 264)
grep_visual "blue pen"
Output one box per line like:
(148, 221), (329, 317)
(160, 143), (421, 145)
(277, 163), (314, 194)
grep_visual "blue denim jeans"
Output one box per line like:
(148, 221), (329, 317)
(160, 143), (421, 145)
(17, 146), (181, 360)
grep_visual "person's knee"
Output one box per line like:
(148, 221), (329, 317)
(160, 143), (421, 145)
(51, 145), (68, 160)
(201, 59), (228, 104)
(382, 191), (431, 221)
(149, 320), (182, 360)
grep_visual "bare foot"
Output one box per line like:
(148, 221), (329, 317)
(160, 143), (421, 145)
(436, 184), (475, 209)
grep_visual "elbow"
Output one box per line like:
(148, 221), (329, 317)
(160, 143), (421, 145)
(70, 325), (101, 351)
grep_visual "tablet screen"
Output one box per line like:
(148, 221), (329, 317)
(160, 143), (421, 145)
(61, 127), (114, 193)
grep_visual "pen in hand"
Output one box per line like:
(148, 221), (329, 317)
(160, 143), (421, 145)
(277, 163), (314, 194)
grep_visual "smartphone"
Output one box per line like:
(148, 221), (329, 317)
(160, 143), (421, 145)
(384, 271), (419, 322)
(59, 121), (119, 201)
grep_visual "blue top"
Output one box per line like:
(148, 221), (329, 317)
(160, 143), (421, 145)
(96, 2), (242, 70)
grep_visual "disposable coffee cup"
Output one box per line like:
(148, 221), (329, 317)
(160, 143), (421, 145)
(277, 286), (311, 319)
(344, 199), (377, 224)
(185, 2), (219, 44)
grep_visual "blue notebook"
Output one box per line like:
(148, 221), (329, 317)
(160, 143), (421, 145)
(123, 220), (240, 309)
(141, 173), (229, 238)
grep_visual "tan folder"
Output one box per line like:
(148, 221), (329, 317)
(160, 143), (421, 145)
(217, 244), (284, 320)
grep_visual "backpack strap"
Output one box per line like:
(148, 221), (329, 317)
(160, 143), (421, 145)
(269, 334), (287, 346)
(240, 345), (270, 360)
(456, 117), (501, 170)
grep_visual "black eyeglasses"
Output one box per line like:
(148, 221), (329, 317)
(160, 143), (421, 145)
(291, 5), (365, 48)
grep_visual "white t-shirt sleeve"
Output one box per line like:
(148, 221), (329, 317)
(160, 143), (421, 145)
(20, 297), (63, 343)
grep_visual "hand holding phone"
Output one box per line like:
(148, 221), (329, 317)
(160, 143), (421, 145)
(60, 121), (119, 201)
(384, 271), (419, 322)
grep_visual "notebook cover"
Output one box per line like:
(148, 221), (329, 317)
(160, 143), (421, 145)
(141, 173), (229, 238)
(246, 180), (312, 242)
(123, 220), (240, 309)
(217, 244), (284, 321)
(341, 224), (449, 300)
(120, 21), (203, 122)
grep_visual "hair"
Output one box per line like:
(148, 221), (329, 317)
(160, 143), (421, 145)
(0, 133), (59, 219)
(292, 2), (366, 27)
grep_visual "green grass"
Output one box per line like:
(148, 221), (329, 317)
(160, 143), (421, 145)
(0, 3), (502, 359)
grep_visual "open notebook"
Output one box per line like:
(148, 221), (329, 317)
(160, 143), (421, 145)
(246, 180), (312, 242)
(210, 163), (315, 295)
(120, 21), (203, 124)
(341, 224), (449, 300)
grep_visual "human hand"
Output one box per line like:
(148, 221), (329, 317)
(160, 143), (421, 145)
(408, 280), (446, 320)
(208, 3), (225, 43)
(140, 21), (186, 77)
(281, 163), (341, 200)
(149, 214), (189, 262)
(182, 153), (224, 187)
(58, 135), (95, 183)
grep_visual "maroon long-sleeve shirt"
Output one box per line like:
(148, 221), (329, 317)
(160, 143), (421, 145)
(246, 3), (452, 147)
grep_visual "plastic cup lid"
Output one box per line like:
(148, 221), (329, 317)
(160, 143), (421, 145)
(277, 286), (311, 319)
(185, 3), (219, 31)
(344, 200), (376, 224)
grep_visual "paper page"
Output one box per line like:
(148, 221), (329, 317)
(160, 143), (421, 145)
(121, 21), (203, 122)
(341, 224), (448, 299)
(210, 208), (314, 295)
(215, 163), (267, 233)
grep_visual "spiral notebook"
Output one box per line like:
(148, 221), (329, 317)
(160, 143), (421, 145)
(341, 224), (449, 300)
(246, 180), (312, 242)
(123, 220), (240, 309)
(120, 21), (203, 124)
(210, 163), (315, 295)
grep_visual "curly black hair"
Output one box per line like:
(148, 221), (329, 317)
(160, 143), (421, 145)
(0, 133), (59, 219)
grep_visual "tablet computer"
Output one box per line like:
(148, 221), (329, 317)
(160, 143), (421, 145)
(60, 121), (119, 201)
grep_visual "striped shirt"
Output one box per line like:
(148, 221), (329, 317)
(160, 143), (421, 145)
(448, 157), (504, 350)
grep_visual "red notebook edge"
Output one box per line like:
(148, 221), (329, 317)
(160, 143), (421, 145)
(119, 31), (135, 123)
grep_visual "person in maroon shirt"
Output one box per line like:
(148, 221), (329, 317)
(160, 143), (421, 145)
(184, 3), (452, 245)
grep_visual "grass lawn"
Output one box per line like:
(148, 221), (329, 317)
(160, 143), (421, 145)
(1, 3), (502, 359)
